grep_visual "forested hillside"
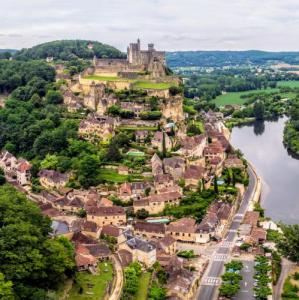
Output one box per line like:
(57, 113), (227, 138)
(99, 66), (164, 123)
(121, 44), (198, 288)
(167, 50), (299, 67)
(14, 40), (125, 60)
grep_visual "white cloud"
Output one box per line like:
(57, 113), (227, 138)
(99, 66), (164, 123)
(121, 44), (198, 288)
(0, 0), (299, 51)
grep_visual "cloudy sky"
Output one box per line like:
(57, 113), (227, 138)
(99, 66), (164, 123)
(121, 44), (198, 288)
(1, 0), (299, 51)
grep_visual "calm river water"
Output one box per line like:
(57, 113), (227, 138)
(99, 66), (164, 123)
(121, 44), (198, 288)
(231, 117), (299, 224)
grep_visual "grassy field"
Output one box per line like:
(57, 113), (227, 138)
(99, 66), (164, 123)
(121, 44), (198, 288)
(277, 80), (299, 88)
(84, 75), (125, 82)
(67, 262), (113, 300)
(212, 88), (279, 107)
(134, 272), (151, 300)
(133, 81), (173, 90)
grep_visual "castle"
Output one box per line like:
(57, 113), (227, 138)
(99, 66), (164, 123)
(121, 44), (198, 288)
(92, 39), (166, 78)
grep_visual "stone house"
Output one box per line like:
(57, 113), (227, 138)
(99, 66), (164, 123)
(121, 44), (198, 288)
(86, 206), (126, 227)
(118, 165), (129, 175)
(120, 102), (150, 118)
(183, 165), (206, 188)
(151, 153), (163, 176)
(151, 131), (172, 152)
(154, 174), (174, 192)
(203, 141), (226, 161)
(178, 134), (207, 158)
(224, 157), (245, 169)
(118, 182), (132, 201)
(119, 235), (157, 267)
(157, 235), (176, 255)
(163, 157), (185, 181)
(38, 169), (69, 190)
(78, 114), (118, 142)
(71, 219), (102, 239)
(133, 221), (166, 239)
(16, 159), (32, 186)
(166, 218), (198, 243)
(133, 191), (181, 215)
(101, 224), (127, 245)
(135, 130), (149, 143)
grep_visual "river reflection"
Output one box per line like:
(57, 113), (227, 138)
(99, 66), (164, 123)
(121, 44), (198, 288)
(231, 117), (299, 224)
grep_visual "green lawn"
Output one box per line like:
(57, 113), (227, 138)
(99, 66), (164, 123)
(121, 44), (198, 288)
(277, 80), (299, 88)
(134, 272), (151, 300)
(133, 81), (173, 90)
(97, 169), (128, 183)
(67, 262), (113, 300)
(97, 168), (145, 183)
(84, 75), (126, 82)
(212, 88), (279, 107)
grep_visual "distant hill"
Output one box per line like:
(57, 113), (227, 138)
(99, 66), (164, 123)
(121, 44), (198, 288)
(14, 40), (125, 61)
(166, 50), (299, 67)
(0, 49), (17, 53)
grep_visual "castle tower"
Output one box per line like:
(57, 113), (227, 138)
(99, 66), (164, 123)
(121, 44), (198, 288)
(127, 39), (141, 65)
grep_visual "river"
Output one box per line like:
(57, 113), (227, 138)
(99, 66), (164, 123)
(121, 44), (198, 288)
(231, 117), (299, 224)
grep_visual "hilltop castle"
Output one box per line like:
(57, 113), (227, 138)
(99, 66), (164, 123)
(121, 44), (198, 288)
(92, 39), (166, 78)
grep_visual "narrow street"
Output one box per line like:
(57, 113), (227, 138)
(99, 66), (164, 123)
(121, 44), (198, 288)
(196, 165), (258, 300)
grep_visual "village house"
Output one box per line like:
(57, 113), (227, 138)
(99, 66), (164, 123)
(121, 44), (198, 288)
(119, 234), (157, 267)
(0, 151), (32, 185)
(243, 211), (260, 227)
(178, 134), (207, 158)
(157, 235), (177, 255)
(53, 196), (84, 212)
(86, 206), (126, 226)
(16, 159), (32, 186)
(224, 156), (245, 170)
(154, 173), (174, 192)
(133, 191), (181, 215)
(101, 224), (127, 245)
(71, 232), (111, 271)
(120, 101), (150, 118)
(78, 114), (118, 142)
(183, 165), (206, 189)
(118, 182), (132, 201)
(98, 197), (113, 207)
(166, 218), (198, 243)
(38, 169), (69, 190)
(133, 221), (166, 239)
(203, 141), (226, 161)
(131, 182), (152, 198)
(151, 131), (172, 152)
(166, 257), (199, 300)
(163, 157), (186, 181)
(151, 153), (163, 176)
(135, 130), (149, 143)
(117, 249), (133, 268)
(71, 219), (101, 239)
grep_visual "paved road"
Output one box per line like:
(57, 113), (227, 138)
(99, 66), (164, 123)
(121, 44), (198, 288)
(273, 258), (295, 300)
(233, 260), (254, 300)
(196, 166), (257, 300)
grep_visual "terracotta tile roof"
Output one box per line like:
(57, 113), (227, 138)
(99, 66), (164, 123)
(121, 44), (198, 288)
(154, 173), (173, 184)
(224, 157), (244, 169)
(251, 227), (266, 243)
(75, 252), (97, 268)
(71, 232), (97, 245)
(142, 191), (181, 203)
(98, 197), (113, 207)
(180, 134), (205, 150)
(159, 235), (176, 247)
(183, 165), (205, 180)
(163, 157), (185, 169)
(243, 211), (260, 226)
(17, 159), (31, 172)
(117, 249), (133, 267)
(101, 224), (121, 237)
(71, 219), (99, 233)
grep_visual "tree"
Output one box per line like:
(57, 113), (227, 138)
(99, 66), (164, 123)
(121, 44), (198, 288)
(277, 224), (299, 262)
(148, 282), (166, 300)
(76, 155), (99, 188)
(219, 283), (240, 297)
(106, 142), (122, 162)
(40, 154), (59, 170)
(45, 90), (63, 104)
(0, 169), (5, 186)
(0, 273), (14, 300)
(253, 101), (265, 120)
(136, 208), (149, 220)
(0, 185), (75, 299)
(213, 176), (219, 194)
(187, 124), (201, 136)
(107, 105), (121, 116)
(162, 132), (167, 158)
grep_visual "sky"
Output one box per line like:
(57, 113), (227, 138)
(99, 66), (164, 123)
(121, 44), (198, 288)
(1, 0), (299, 51)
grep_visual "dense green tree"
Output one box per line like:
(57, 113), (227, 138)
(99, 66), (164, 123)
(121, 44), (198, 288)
(0, 273), (13, 300)
(253, 101), (265, 120)
(136, 208), (149, 220)
(0, 185), (75, 299)
(45, 90), (63, 104)
(76, 155), (99, 188)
